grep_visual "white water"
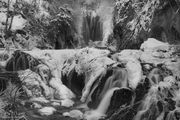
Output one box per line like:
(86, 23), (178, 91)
(115, 55), (142, 89)
(97, 0), (114, 44)
(97, 87), (120, 114)
(81, 68), (105, 102)
(73, 0), (114, 44)
(84, 87), (120, 120)
(133, 86), (158, 120)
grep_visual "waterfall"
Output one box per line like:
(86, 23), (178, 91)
(84, 87), (120, 120)
(133, 86), (158, 120)
(73, 0), (114, 46)
(96, 87), (120, 114)
(82, 10), (103, 44)
(99, 68), (128, 100)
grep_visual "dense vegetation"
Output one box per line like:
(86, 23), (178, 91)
(0, 0), (180, 51)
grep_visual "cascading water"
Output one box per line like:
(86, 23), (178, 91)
(96, 87), (120, 114)
(82, 10), (103, 44)
(84, 87), (120, 120)
(3, 41), (180, 120)
(73, 0), (114, 46)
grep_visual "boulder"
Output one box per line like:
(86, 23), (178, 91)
(11, 15), (27, 31)
(38, 107), (56, 116)
(63, 109), (83, 120)
(18, 69), (52, 98)
(140, 38), (169, 51)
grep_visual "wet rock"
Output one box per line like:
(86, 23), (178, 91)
(140, 38), (169, 52)
(148, 68), (164, 85)
(38, 107), (56, 116)
(165, 60), (180, 78)
(88, 67), (128, 109)
(0, 13), (27, 31)
(107, 87), (134, 114)
(11, 15), (27, 31)
(33, 102), (42, 109)
(0, 77), (7, 92)
(116, 50), (141, 60)
(50, 78), (75, 100)
(61, 99), (74, 107)
(157, 101), (163, 113)
(3, 48), (180, 120)
(87, 67), (114, 109)
(51, 102), (61, 107)
(165, 98), (176, 111)
(63, 109), (83, 120)
(140, 49), (173, 66)
(18, 69), (51, 98)
(6, 50), (40, 71)
(175, 109), (180, 120)
(29, 97), (49, 103)
(62, 68), (85, 96)
(139, 39), (176, 66)
(84, 110), (106, 120)
(135, 77), (151, 102)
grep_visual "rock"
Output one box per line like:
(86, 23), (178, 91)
(50, 78), (75, 100)
(175, 109), (180, 120)
(125, 58), (142, 89)
(33, 103), (42, 109)
(6, 50), (40, 71)
(114, 55), (142, 89)
(135, 78), (151, 102)
(107, 87), (134, 114)
(140, 38), (169, 51)
(4, 48), (180, 120)
(140, 51), (171, 65)
(11, 15), (27, 31)
(38, 107), (56, 116)
(63, 110), (83, 120)
(87, 67), (128, 109)
(61, 99), (74, 107)
(18, 69), (53, 98)
(30, 97), (49, 103)
(51, 102), (61, 107)
(117, 50), (141, 60)
(18, 69), (44, 97)
(84, 110), (106, 120)
(62, 67), (85, 96)
(165, 60), (180, 78)
(0, 13), (26, 31)
(139, 41), (175, 65)
(164, 76), (176, 84)
(61, 48), (113, 103)
(147, 68), (163, 85)
(0, 12), (7, 30)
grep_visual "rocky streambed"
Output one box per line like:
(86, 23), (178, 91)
(0, 38), (180, 120)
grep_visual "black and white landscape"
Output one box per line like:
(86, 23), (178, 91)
(0, 0), (180, 120)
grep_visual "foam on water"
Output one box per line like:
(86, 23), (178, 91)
(84, 87), (120, 120)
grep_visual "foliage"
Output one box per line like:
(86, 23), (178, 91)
(0, 71), (34, 119)
(0, 80), (25, 119)
(0, 97), (8, 118)
(114, 0), (161, 50)
(46, 6), (77, 49)
(113, 0), (180, 50)
(0, 0), (78, 50)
